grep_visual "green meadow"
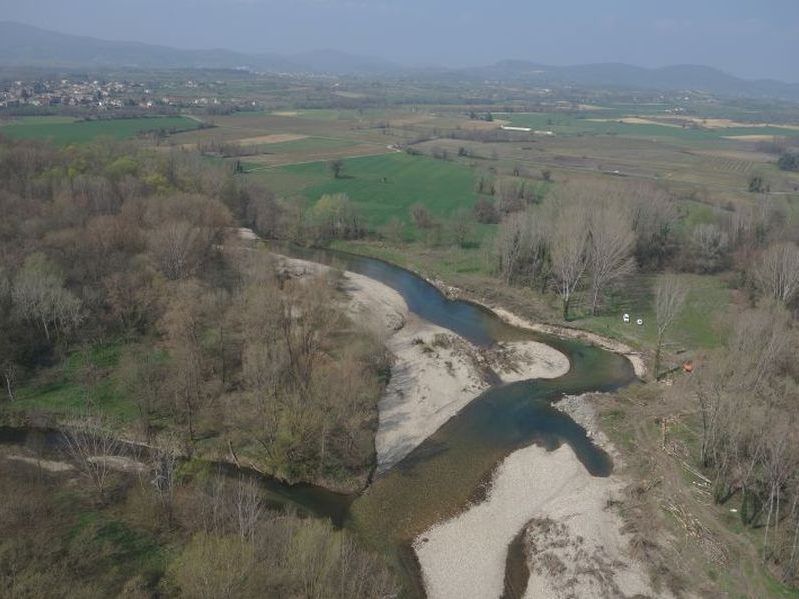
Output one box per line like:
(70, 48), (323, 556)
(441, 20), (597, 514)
(578, 273), (731, 350)
(249, 152), (479, 227)
(0, 115), (201, 144)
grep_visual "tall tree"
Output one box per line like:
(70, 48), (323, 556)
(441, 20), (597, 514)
(551, 204), (590, 321)
(654, 275), (687, 379)
(756, 242), (799, 307)
(587, 206), (636, 315)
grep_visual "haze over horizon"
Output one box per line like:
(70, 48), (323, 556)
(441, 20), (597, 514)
(1, 0), (798, 83)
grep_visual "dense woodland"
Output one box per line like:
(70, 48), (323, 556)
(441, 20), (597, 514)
(0, 134), (397, 596)
(0, 133), (390, 488)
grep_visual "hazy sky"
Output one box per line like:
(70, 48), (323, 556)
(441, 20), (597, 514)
(3, 0), (798, 81)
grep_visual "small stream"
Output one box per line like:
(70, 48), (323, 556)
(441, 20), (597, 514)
(1, 245), (635, 598)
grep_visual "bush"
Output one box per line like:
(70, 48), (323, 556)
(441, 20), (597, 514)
(473, 197), (499, 224)
(777, 152), (799, 172)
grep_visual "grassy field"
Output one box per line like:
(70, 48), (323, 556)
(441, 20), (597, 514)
(0, 115), (201, 144)
(577, 273), (732, 351)
(249, 152), (479, 228)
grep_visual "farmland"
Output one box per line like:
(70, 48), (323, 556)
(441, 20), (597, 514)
(499, 111), (799, 141)
(0, 115), (201, 144)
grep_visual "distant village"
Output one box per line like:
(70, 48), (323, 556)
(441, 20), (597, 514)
(0, 77), (242, 112)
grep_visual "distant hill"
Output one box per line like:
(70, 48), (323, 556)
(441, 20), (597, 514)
(1, 21), (797, 101)
(0, 21), (298, 71)
(0, 21), (396, 74)
(458, 60), (799, 101)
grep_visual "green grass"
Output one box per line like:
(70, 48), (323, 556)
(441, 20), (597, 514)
(249, 152), (478, 228)
(0, 116), (201, 145)
(8, 341), (138, 421)
(577, 273), (731, 351)
(70, 510), (164, 574)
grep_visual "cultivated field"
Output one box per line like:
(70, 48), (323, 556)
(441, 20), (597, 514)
(0, 115), (201, 144)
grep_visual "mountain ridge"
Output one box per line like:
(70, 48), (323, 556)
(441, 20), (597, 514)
(1, 21), (797, 101)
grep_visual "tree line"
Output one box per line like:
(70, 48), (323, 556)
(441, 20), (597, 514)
(492, 179), (799, 321)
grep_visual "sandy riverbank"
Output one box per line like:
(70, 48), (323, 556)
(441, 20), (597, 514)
(376, 315), (490, 471)
(414, 393), (661, 599)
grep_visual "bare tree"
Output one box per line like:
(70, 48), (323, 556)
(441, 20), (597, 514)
(762, 421), (794, 562)
(160, 281), (211, 442)
(147, 221), (204, 280)
(448, 207), (474, 248)
(410, 203), (433, 229)
(755, 242), (799, 306)
(0, 272), (14, 401)
(495, 210), (550, 287)
(551, 203), (590, 321)
(630, 185), (679, 269)
(12, 253), (83, 341)
(2, 362), (16, 402)
(235, 476), (263, 544)
(587, 206), (636, 315)
(151, 448), (179, 524)
(120, 349), (165, 441)
(497, 177), (525, 214)
(495, 212), (527, 284)
(653, 275), (687, 379)
(473, 197), (499, 224)
(62, 417), (122, 500)
(381, 216), (405, 244)
(688, 223), (729, 273)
